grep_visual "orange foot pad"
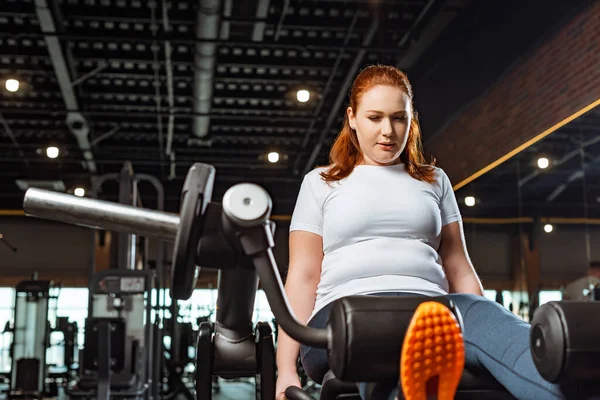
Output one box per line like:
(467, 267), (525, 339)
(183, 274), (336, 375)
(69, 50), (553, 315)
(400, 301), (465, 400)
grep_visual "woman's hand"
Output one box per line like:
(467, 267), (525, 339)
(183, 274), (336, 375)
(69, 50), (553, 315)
(275, 371), (302, 400)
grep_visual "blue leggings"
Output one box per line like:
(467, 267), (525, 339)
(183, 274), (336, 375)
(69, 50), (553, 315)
(300, 292), (568, 400)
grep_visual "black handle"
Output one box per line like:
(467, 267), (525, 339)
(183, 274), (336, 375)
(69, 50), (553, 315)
(284, 386), (315, 400)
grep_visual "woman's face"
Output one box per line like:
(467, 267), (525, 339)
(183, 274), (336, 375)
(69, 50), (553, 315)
(347, 85), (411, 166)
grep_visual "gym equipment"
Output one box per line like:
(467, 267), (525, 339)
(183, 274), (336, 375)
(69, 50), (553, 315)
(54, 316), (78, 372)
(23, 164), (276, 400)
(87, 163), (191, 400)
(65, 270), (155, 400)
(530, 301), (600, 398)
(8, 278), (59, 400)
(22, 163), (517, 399)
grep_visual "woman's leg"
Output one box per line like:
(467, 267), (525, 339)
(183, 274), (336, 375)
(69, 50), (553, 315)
(446, 293), (566, 399)
(300, 303), (334, 384)
(301, 295), (408, 400)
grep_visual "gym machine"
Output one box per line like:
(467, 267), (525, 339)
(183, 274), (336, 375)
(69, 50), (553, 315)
(65, 269), (155, 400)
(68, 162), (168, 400)
(21, 163), (600, 399)
(8, 278), (59, 399)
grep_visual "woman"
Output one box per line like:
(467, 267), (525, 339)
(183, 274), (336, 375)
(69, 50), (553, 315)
(275, 65), (567, 400)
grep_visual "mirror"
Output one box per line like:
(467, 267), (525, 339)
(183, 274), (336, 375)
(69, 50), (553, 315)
(451, 104), (600, 320)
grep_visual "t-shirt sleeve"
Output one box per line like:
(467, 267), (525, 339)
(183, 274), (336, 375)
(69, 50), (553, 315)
(438, 169), (462, 226)
(289, 172), (324, 236)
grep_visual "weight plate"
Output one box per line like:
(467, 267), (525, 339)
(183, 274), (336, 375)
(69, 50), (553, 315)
(171, 163), (215, 300)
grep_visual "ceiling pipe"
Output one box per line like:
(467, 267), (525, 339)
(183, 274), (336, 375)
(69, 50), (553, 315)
(34, 0), (97, 173)
(162, 0), (176, 156)
(192, 0), (222, 138)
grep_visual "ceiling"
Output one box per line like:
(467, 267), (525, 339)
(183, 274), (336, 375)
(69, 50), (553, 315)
(0, 0), (597, 218)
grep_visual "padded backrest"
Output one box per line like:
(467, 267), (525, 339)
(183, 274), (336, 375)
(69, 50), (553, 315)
(15, 358), (40, 391)
(82, 317), (127, 373)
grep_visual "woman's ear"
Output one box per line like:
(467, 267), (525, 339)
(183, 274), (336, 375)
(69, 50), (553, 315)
(347, 107), (356, 130)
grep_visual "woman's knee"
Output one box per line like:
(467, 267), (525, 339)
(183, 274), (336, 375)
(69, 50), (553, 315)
(446, 293), (510, 323)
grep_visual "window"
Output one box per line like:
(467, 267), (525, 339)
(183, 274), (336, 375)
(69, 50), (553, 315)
(0, 288), (15, 372)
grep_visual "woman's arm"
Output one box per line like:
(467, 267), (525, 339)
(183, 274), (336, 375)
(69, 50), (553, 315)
(276, 230), (324, 375)
(439, 221), (484, 296)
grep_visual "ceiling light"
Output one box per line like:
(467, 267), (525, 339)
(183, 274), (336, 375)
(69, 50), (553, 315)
(74, 188), (85, 197)
(543, 224), (553, 233)
(267, 152), (280, 163)
(537, 157), (549, 169)
(46, 146), (59, 159)
(296, 89), (310, 103)
(5, 78), (19, 92)
(464, 196), (476, 207)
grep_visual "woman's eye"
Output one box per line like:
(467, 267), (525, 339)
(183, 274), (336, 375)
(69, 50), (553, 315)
(368, 116), (380, 121)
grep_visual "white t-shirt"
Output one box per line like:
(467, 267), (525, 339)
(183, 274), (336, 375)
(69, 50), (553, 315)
(289, 163), (462, 320)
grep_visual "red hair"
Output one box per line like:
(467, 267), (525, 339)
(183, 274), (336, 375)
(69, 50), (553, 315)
(319, 65), (436, 184)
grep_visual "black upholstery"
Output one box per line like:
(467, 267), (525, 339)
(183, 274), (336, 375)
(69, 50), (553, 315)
(15, 358), (40, 392)
(327, 295), (459, 382)
(318, 368), (516, 400)
(320, 295), (515, 399)
(82, 317), (127, 373)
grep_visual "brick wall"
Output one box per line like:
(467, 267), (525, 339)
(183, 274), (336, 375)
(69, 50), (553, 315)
(425, 1), (600, 188)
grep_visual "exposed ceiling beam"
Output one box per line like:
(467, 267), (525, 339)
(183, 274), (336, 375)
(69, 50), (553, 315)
(0, 112), (27, 166)
(192, 0), (222, 139)
(298, 12), (379, 177)
(0, 31), (407, 53)
(0, 108), (315, 122)
(252, 0), (271, 41)
(546, 152), (600, 202)
(34, 0), (97, 173)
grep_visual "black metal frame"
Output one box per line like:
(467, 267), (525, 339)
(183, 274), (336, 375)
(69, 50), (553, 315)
(8, 279), (57, 400)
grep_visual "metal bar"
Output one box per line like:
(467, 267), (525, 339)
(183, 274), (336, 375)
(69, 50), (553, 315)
(273, 0), (290, 41)
(149, 0), (166, 165)
(23, 188), (180, 241)
(2, 157), (290, 169)
(252, 0), (271, 41)
(0, 108), (315, 122)
(162, 0), (175, 155)
(519, 134), (600, 187)
(0, 68), (327, 85)
(0, 112), (28, 166)
(70, 62), (109, 87)
(34, 0), (97, 173)
(546, 152), (600, 202)
(5, 31), (407, 53)
(90, 125), (120, 147)
(254, 249), (328, 348)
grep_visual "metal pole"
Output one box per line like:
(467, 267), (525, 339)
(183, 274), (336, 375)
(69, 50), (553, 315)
(23, 188), (180, 242)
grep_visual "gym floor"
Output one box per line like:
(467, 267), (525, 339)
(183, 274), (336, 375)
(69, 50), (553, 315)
(212, 380), (258, 399)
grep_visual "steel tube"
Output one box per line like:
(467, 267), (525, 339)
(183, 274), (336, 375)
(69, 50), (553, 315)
(23, 188), (179, 241)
